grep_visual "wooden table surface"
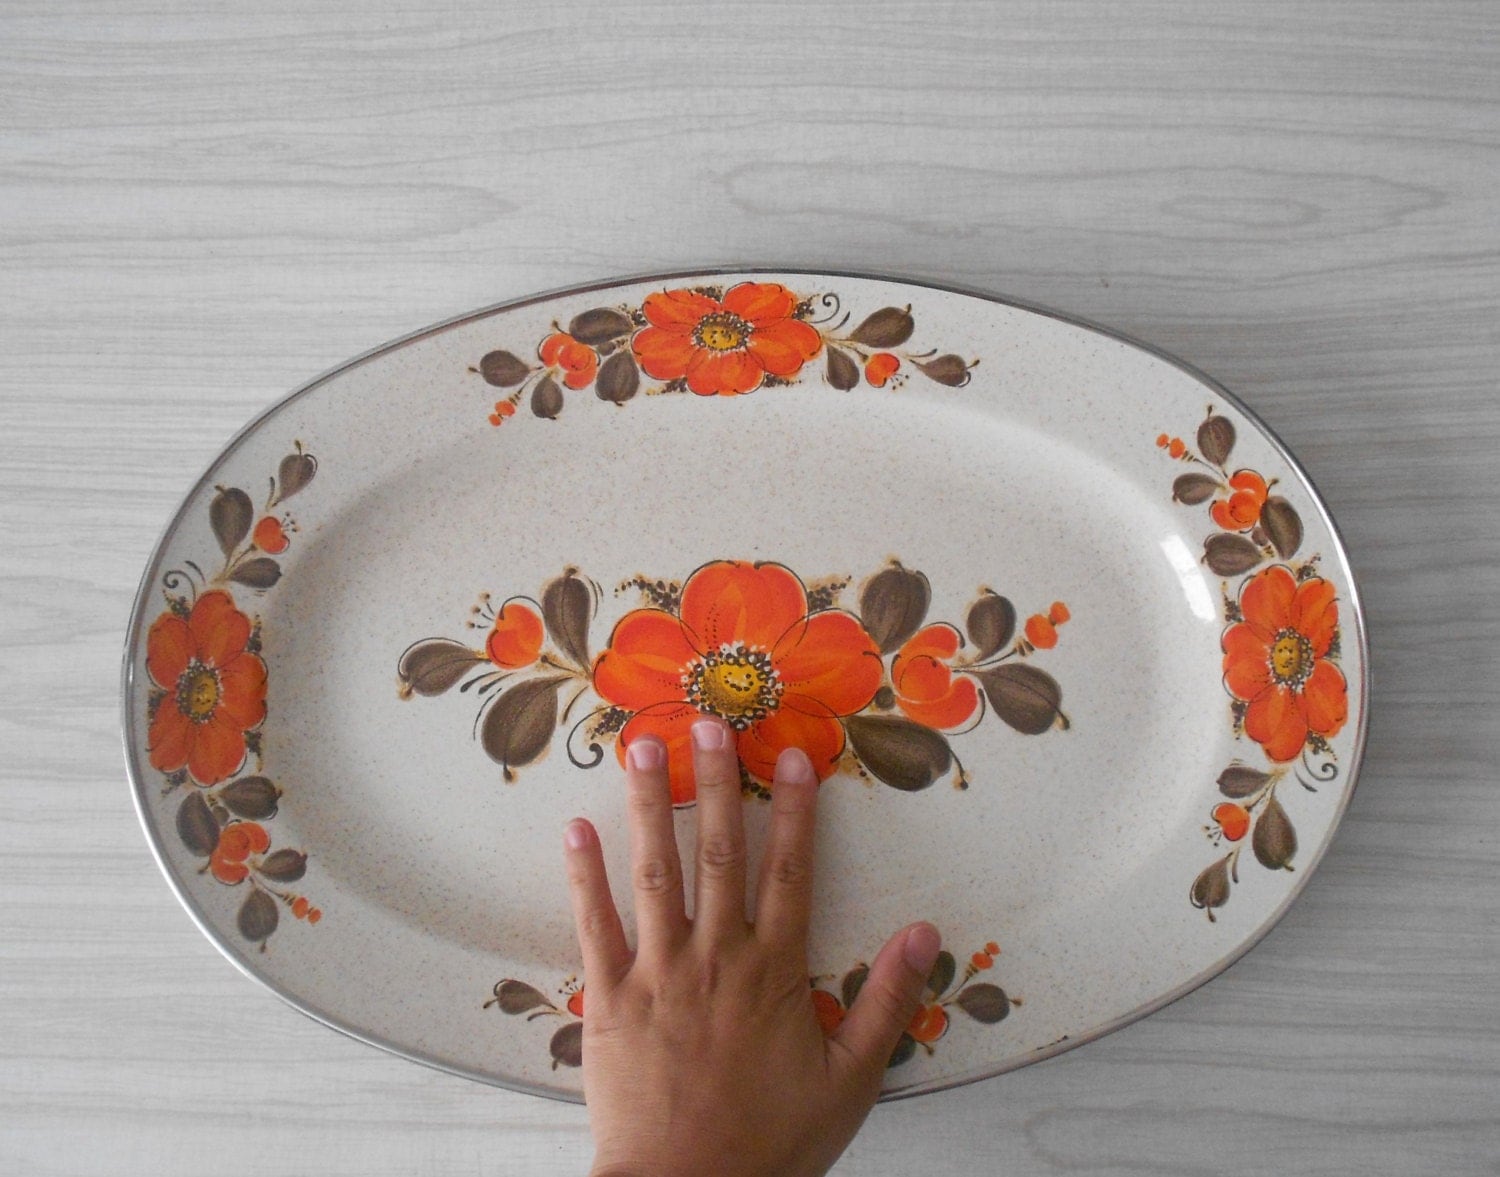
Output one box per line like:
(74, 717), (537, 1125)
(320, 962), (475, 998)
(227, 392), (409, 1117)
(3, 2), (1497, 1173)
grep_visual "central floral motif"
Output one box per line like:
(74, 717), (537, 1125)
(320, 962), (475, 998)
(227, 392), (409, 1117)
(592, 561), (883, 801)
(631, 284), (824, 396)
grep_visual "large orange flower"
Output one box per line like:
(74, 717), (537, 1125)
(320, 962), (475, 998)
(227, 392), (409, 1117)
(1222, 566), (1347, 762)
(593, 561), (882, 803)
(631, 282), (823, 396)
(147, 590), (267, 785)
(892, 624), (978, 730)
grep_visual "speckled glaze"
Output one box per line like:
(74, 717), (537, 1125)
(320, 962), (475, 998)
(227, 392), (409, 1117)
(122, 270), (1368, 1101)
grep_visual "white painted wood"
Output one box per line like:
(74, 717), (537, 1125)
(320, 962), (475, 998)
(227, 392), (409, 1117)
(1, 1), (1496, 1173)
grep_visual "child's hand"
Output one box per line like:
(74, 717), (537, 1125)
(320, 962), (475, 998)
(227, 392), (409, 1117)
(563, 715), (942, 1177)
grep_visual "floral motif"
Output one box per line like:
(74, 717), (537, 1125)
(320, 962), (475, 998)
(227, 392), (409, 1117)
(147, 590), (267, 785)
(400, 560), (1070, 806)
(145, 443), (321, 948)
(1158, 412), (1350, 921)
(471, 284), (976, 425)
(489, 939), (1017, 1072)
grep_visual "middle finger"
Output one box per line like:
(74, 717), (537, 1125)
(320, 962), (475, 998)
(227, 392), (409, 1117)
(690, 716), (749, 943)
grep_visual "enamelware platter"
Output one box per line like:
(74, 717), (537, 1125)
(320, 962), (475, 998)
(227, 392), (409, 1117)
(123, 270), (1368, 1099)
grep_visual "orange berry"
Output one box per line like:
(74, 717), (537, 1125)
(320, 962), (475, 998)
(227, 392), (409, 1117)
(985, 941), (1000, 955)
(308, 908), (322, 924)
(1156, 433), (1170, 448)
(1168, 437), (1186, 458)
(906, 1004), (949, 1044)
(1212, 802), (1251, 842)
(1048, 601), (1070, 626)
(292, 897), (310, 919)
(811, 989), (845, 1036)
(864, 352), (901, 387)
(567, 989), (585, 1018)
(252, 516), (290, 554)
(1024, 614), (1058, 649)
(971, 951), (993, 970)
(486, 601), (545, 669)
(488, 413), (503, 426)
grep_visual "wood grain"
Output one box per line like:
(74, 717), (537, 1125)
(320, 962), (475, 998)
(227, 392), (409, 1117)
(2, 1), (1497, 1173)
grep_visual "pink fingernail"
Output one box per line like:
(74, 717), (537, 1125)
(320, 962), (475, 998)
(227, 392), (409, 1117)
(563, 819), (591, 851)
(691, 719), (730, 750)
(775, 746), (816, 785)
(904, 923), (942, 974)
(626, 737), (666, 770)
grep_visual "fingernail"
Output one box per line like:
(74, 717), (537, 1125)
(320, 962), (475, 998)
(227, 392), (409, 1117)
(775, 746), (816, 786)
(626, 737), (666, 770)
(691, 718), (730, 750)
(563, 819), (591, 851)
(904, 923), (942, 974)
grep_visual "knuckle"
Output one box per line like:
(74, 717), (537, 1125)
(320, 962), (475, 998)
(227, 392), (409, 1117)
(575, 906), (618, 944)
(697, 834), (745, 878)
(864, 978), (917, 1025)
(633, 856), (679, 895)
(768, 851), (813, 890)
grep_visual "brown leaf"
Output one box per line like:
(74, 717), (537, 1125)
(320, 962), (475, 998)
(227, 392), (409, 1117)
(844, 715), (952, 792)
(258, 848), (306, 882)
(219, 776), (281, 819)
(826, 347), (859, 391)
(1203, 533), (1263, 577)
(841, 965), (868, 1010)
(1217, 765), (1270, 799)
(238, 889), (279, 942)
(594, 351), (639, 403)
(975, 664), (1064, 735)
(965, 591), (1015, 659)
(481, 677), (566, 779)
(568, 307), (633, 346)
(1197, 414), (1236, 466)
(916, 354), (972, 386)
(210, 487), (253, 555)
(954, 983), (1010, 1024)
(927, 950), (956, 999)
(176, 792), (220, 857)
(849, 305), (914, 348)
(550, 1020), (584, 1069)
(1253, 794), (1297, 870)
(541, 569), (595, 670)
(398, 638), (485, 698)
(859, 562), (930, 653)
(230, 557), (281, 589)
(887, 1034), (917, 1068)
(1260, 496), (1303, 559)
(489, 979), (552, 1015)
(531, 374), (564, 419)
(277, 450), (317, 501)
(479, 350), (530, 387)
(1172, 473), (1221, 505)
(1190, 856), (1232, 919)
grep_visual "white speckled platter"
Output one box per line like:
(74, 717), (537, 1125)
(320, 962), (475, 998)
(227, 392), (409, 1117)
(123, 271), (1368, 1100)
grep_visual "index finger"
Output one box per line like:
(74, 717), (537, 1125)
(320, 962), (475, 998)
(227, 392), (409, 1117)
(753, 746), (820, 955)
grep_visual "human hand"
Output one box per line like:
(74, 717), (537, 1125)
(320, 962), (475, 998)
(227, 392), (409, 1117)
(563, 715), (942, 1177)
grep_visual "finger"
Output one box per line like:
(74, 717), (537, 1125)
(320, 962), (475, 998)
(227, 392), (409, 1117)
(624, 735), (688, 959)
(831, 923), (941, 1085)
(562, 818), (630, 991)
(689, 717), (750, 942)
(754, 746), (820, 955)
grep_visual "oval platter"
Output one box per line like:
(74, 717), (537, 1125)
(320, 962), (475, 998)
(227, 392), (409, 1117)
(123, 270), (1368, 1100)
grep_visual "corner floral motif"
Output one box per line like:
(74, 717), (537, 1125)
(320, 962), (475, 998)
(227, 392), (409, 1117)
(146, 443), (321, 949)
(470, 282), (977, 426)
(486, 938), (1017, 1072)
(398, 559), (1070, 804)
(1156, 412), (1349, 921)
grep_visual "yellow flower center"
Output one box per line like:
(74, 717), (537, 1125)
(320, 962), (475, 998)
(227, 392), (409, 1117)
(1269, 630), (1314, 688)
(694, 313), (750, 352)
(683, 644), (783, 730)
(177, 662), (221, 723)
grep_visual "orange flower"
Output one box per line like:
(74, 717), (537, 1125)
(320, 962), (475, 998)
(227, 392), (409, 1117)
(486, 601), (544, 669)
(891, 624), (978, 730)
(1222, 566), (1348, 762)
(209, 821), (269, 884)
(540, 332), (598, 389)
(147, 590), (267, 785)
(593, 561), (881, 803)
(630, 283), (823, 396)
(1211, 470), (1269, 532)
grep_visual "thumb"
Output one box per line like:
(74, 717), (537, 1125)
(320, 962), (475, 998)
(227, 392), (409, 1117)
(831, 922), (941, 1083)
